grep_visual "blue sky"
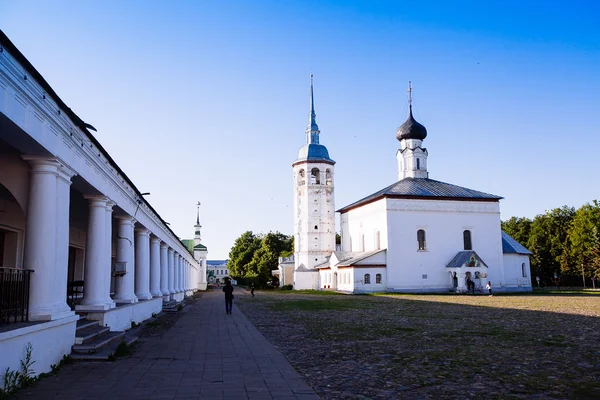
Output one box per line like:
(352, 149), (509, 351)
(2, 0), (599, 258)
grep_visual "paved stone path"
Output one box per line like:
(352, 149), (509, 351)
(15, 290), (319, 400)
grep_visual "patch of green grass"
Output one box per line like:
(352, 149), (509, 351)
(277, 289), (344, 296)
(269, 299), (359, 311)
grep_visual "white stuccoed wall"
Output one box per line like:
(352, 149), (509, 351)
(385, 198), (503, 291)
(502, 253), (532, 290)
(341, 197), (505, 292)
(340, 199), (387, 253)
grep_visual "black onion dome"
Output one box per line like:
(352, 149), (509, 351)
(396, 107), (427, 141)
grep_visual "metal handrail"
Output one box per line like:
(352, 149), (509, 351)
(0, 267), (34, 325)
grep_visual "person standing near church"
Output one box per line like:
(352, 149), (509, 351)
(486, 281), (492, 296)
(223, 279), (234, 314)
(250, 284), (255, 298)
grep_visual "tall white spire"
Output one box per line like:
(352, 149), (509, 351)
(306, 74), (320, 144)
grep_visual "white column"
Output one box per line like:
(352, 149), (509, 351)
(186, 262), (191, 291)
(160, 242), (170, 300)
(150, 236), (162, 297)
(168, 249), (175, 295)
(134, 227), (152, 300)
(55, 164), (77, 316)
(104, 200), (116, 309)
(174, 253), (180, 293)
(201, 258), (207, 284)
(114, 216), (137, 303)
(178, 255), (183, 292)
(184, 261), (189, 292)
(23, 157), (74, 320)
(78, 195), (110, 311)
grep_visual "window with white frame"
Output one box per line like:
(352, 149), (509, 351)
(376, 273), (382, 284)
(522, 263), (527, 277)
(364, 274), (370, 284)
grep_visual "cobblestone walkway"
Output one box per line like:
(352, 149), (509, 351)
(14, 290), (319, 400)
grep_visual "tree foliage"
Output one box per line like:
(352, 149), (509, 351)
(228, 231), (293, 285)
(502, 202), (600, 286)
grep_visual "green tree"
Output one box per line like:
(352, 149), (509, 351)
(501, 217), (532, 245)
(566, 201), (600, 277)
(228, 231), (293, 285)
(228, 231), (261, 278)
(247, 232), (293, 285)
(526, 206), (575, 281)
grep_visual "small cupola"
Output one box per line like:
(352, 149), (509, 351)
(396, 106), (427, 141)
(396, 81), (427, 141)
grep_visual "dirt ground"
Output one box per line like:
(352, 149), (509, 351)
(236, 291), (600, 400)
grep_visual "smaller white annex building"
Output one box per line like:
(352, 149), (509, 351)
(206, 260), (230, 283)
(279, 80), (532, 294)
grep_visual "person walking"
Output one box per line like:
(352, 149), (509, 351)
(250, 284), (255, 298)
(223, 278), (234, 314)
(486, 281), (493, 296)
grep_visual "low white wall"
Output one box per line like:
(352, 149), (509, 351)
(0, 315), (78, 385)
(294, 270), (318, 290)
(86, 298), (162, 331)
(354, 267), (387, 293)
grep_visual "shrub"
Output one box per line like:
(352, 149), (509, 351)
(281, 284), (293, 290)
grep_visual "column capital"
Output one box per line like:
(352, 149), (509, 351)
(168, 247), (175, 255)
(160, 241), (169, 250)
(22, 156), (61, 174)
(105, 200), (116, 210)
(57, 163), (77, 184)
(150, 235), (161, 245)
(134, 227), (151, 236)
(84, 195), (109, 207)
(116, 215), (136, 224)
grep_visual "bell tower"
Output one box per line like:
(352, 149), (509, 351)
(292, 75), (335, 289)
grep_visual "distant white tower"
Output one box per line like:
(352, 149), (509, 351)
(292, 75), (336, 290)
(396, 82), (429, 180)
(192, 202), (208, 290)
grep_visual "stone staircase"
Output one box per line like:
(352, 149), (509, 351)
(70, 316), (138, 361)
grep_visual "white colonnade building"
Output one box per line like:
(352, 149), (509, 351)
(0, 30), (204, 378)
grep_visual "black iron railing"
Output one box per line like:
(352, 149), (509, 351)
(0, 267), (33, 325)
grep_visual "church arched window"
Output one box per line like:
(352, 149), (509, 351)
(325, 169), (332, 186)
(364, 274), (370, 284)
(376, 273), (382, 284)
(522, 263), (527, 277)
(310, 168), (320, 184)
(298, 169), (305, 186)
(463, 230), (472, 250)
(417, 229), (426, 251)
(417, 158), (420, 170)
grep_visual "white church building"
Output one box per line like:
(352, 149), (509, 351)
(278, 78), (532, 294)
(0, 31), (205, 379)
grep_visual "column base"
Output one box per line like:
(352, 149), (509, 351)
(76, 303), (110, 312)
(151, 291), (163, 298)
(135, 292), (153, 300)
(162, 295), (171, 302)
(114, 297), (139, 304)
(29, 306), (75, 322)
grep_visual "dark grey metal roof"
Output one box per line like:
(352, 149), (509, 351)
(338, 178), (502, 212)
(501, 231), (532, 255)
(396, 107), (427, 141)
(446, 251), (488, 268)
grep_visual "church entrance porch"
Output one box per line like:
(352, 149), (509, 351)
(446, 251), (489, 293)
